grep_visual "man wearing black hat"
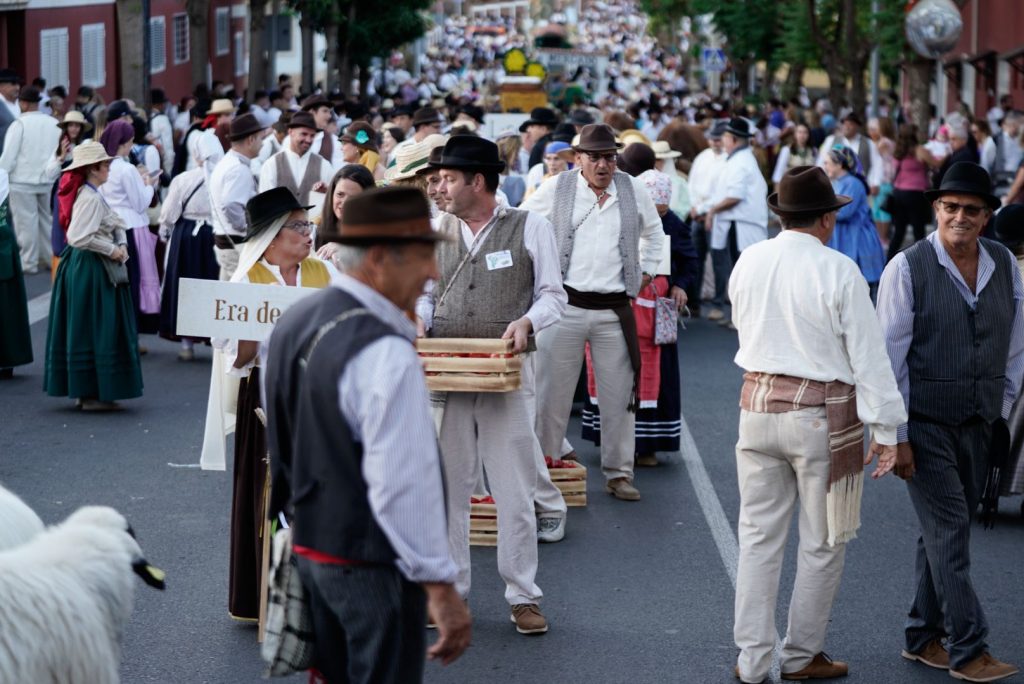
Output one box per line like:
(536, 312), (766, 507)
(301, 94), (343, 169)
(0, 85), (61, 274)
(418, 135), (566, 635)
(730, 165), (907, 684)
(264, 186), (470, 681)
(705, 117), (768, 327)
(520, 107), (560, 172)
(208, 113), (266, 279)
(0, 69), (21, 157)
(876, 161), (1023, 682)
(817, 112), (883, 194)
(686, 120), (727, 316)
(149, 89), (175, 176)
(258, 111), (332, 219)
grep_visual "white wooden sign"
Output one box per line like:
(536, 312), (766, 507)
(176, 278), (318, 341)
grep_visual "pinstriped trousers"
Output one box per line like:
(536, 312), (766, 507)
(296, 558), (426, 684)
(905, 419), (990, 670)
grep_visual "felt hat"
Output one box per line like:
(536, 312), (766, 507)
(58, 110), (93, 133)
(924, 161), (1000, 210)
(106, 100), (133, 121)
(227, 113), (266, 141)
(568, 109), (596, 127)
(272, 112), (292, 134)
(573, 123), (624, 153)
(0, 68), (20, 85)
(150, 88), (168, 105)
(652, 140), (681, 160)
(64, 140), (113, 171)
(994, 204), (1024, 250)
(412, 106), (443, 128)
(518, 107), (560, 132)
(17, 86), (41, 104)
(724, 117), (753, 139)
(300, 94), (332, 111)
(340, 121), (378, 152)
(418, 146), (446, 175)
(208, 98), (236, 116)
(321, 186), (453, 245)
(768, 166), (851, 218)
(287, 111), (318, 131)
(459, 104), (486, 125)
(706, 120), (728, 140)
(551, 122), (577, 144)
(617, 141), (657, 177)
(243, 187), (314, 242)
(429, 135), (506, 173)
(841, 111), (864, 127)
(387, 133), (447, 181)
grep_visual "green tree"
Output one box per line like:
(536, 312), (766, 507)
(691, 0), (782, 97)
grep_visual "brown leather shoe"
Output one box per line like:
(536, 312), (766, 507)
(605, 477), (641, 501)
(901, 638), (949, 669)
(510, 603), (548, 635)
(635, 452), (659, 467)
(781, 652), (848, 680)
(950, 652), (1020, 682)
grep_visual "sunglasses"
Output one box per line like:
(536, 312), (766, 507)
(282, 220), (315, 236)
(937, 200), (987, 219)
(584, 152), (618, 163)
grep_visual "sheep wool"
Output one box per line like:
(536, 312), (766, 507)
(0, 483), (44, 550)
(0, 506), (162, 684)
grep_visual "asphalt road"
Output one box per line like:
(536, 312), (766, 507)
(2, 269), (1022, 684)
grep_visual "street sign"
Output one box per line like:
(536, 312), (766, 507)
(701, 48), (727, 73)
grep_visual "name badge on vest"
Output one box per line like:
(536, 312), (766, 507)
(485, 250), (513, 271)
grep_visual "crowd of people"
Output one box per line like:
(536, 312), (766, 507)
(1, 2), (1024, 683)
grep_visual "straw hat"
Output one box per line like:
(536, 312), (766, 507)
(618, 129), (652, 148)
(387, 134), (447, 181)
(64, 141), (113, 171)
(652, 140), (680, 160)
(58, 110), (93, 134)
(208, 98), (236, 116)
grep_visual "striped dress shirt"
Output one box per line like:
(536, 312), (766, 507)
(876, 232), (1024, 442)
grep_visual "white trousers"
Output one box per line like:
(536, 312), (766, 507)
(9, 188), (52, 271)
(440, 389), (543, 606)
(734, 407), (847, 682)
(536, 305), (635, 482)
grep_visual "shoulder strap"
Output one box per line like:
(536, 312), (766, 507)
(182, 178), (205, 213)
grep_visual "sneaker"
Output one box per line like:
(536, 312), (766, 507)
(510, 603), (548, 635)
(950, 652), (1019, 682)
(706, 308), (725, 321)
(901, 638), (949, 669)
(605, 477), (641, 501)
(537, 513), (566, 543)
(635, 452), (659, 467)
(781, 652), (848, 680)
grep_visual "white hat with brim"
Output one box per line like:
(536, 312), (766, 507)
(386, 133), (448, 182)
(64, 141), (113, 172)
(58, 110), (93, 133)
(208, 99), (236, 116)
(652, 140), (681, 160)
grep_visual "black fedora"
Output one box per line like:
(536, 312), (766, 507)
(0, 68), (20, 85)
(321, 186), (453, 245)
(227, 113), (266, 141)
(724, 117), (753, 139)
(150, 88), (168, 105)
(416, 146), (445, 176)
(994, 204), (1024, 250)
(429, 136), (506, 173)
(768, 165), (851, 218)
(706, 120), (729, 140)
(924, 161), (1001, 210)
(519, 107), (560, 132)
(573, 123), (624, 153)
(243, 187), (314, 242)
(568, 109), (596, 127)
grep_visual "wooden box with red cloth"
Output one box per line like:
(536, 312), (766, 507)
(469, 496), (498, 547)
(416, 338), (522, 392)
(547, 457), (587, 506)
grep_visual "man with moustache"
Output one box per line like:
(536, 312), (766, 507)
(258, 111), (334, 214)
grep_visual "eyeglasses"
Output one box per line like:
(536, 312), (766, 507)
(585, 152), (617, 164)
(937, 200), (987, 218)
(282, 220), (315, 236)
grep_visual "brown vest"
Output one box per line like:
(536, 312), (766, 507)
(274, 150), (325, 205)
(318, 132), (333, 163)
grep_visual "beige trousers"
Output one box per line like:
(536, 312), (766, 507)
(9, 188), (52, 272)
(734, 407), (848, 682)
(521, 353), (568, 516)
(536, 305), (635, 482)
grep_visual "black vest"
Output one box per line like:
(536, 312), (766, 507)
(265, 287), (399, 562)
(905, 237), (1015, 425)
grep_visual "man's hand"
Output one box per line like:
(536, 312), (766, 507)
(501, 317), (532, 353)
(640, 273), (653, 290)
(894, 442), (915, 480)
(416, 316), (427, 339)
(424, 583), (471, 665)
(669, 285), (687, 311)
(704, 210), (715, 230)
(865, 438), (898, 479)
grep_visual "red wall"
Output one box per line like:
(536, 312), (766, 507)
(23, 4), (118, 103)
(947, 0), (1024, 118)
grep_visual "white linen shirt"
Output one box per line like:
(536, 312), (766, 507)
(150, 112), (175, 174)
(209, 149), (257, 238)
(0, 111), (62, 189)
(521, 170), (664, 293)
(729, 230), (907, 445)
(710, 145), (768, 251)
(198, 128), (225, 186)
(688, 147), (725, 215)
(99, 157), (154, 228)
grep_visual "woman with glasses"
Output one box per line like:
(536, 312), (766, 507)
(202, 187), (333, 622)
(823, 146), (886, 298)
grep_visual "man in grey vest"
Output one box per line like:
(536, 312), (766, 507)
(817, 112), (883, 194)
(420, 135), (566, 635)
(877, 162), (1023, 683)
(980, 110), (1023, 200)
(264, 187), (470, 682)
(522, 123), (664, 501)
(257, 111), (332, 218)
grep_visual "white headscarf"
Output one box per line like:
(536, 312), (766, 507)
(230, 213), (290, 284)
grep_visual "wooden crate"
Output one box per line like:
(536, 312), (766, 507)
(469, 499), (498, 547)
(549, 461), (587, 507)
(416, 338), (522, 392)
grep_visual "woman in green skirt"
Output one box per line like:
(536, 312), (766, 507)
(44, 141), (143, 411)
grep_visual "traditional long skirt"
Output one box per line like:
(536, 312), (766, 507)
(228, 367), (268, 622)
(43, 247), (142, 401)
(0, 198), (33, 369)
(126, 226), (161, 335)
(159, 218), (219, 341)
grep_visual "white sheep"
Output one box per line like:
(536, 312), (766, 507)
(0, 505), (165, 684)
(0, 483), (44, 550)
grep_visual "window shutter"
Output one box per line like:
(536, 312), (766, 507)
(81, 24), (106, 88)
(150, 17), (166, 73)
(40, 28), (70, 90)
(173, 14), (189, 65)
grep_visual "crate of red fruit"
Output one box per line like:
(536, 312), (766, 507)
(416, 338), (522, 392)
(469, 496), (498, 547)
(546, 456), (586, 507)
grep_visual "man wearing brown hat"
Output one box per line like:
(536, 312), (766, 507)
(301, 94), (343, 169)
(392, 107), (444, 159)
(258, 111), (333, 219)
(418, 135), (566, 635)
(521, 123), (664, 501)
(264, 186), (470, 682)
(728, 165), (906, 683)
(876, 162), (1022, 682)
(208, 113), (265, 279)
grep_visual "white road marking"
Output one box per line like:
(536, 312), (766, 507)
(27, 291), (51, 325)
